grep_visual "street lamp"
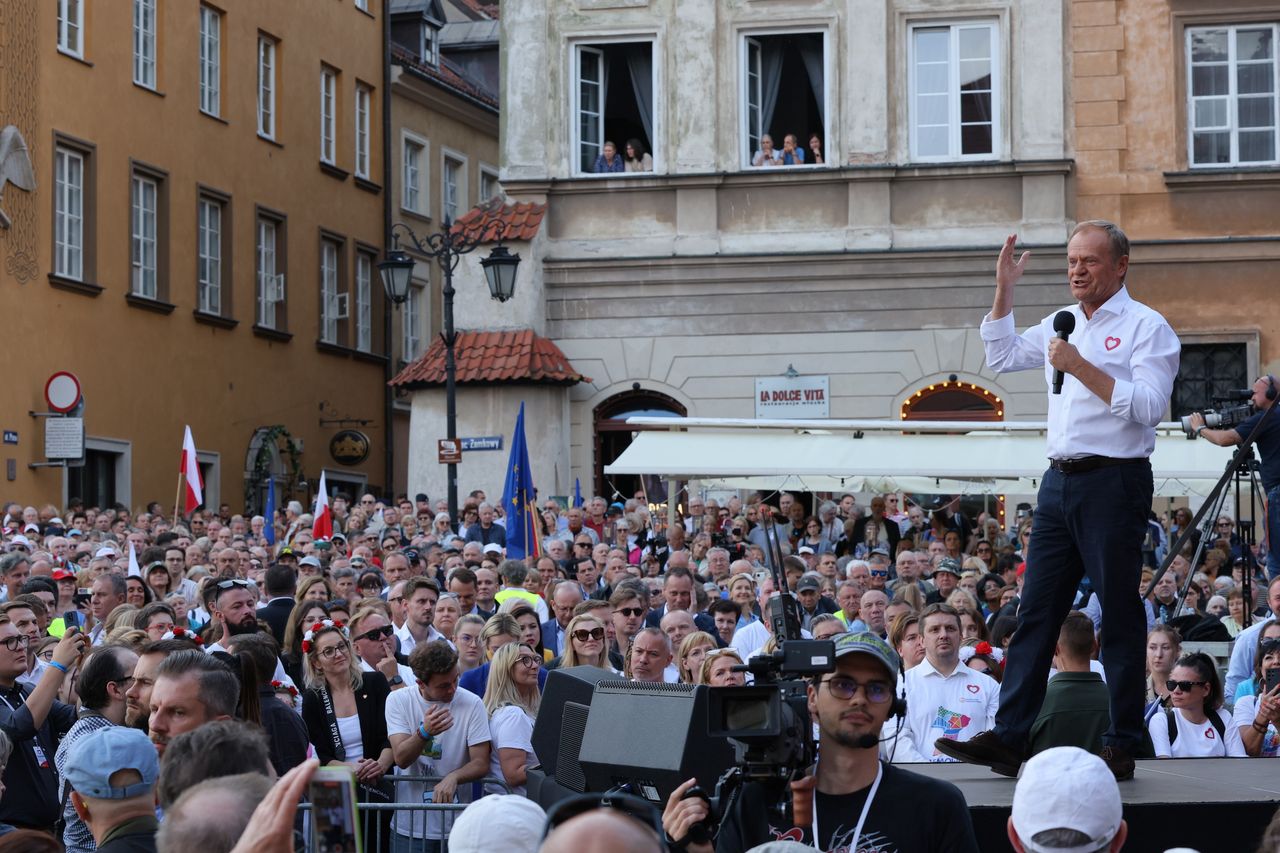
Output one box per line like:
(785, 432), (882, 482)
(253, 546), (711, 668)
(378, 217), (521, 524)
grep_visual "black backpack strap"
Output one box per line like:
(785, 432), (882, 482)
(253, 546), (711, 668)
(1166, 708), (1177, 745)
(1209, 710), (1227, 744)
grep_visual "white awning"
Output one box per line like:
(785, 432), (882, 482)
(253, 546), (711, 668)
(603, 420), (1235, 497)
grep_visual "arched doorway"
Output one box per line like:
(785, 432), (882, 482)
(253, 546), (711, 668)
(593, 390), (686, 502)
(900, 380), (1003, 422)
(899, 379), (1005, 529)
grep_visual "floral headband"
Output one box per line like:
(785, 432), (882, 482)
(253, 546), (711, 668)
(959, 641), (1004, 666)
(160, 626), (203, 646)
(301, 619), (347, 654)
(271, 680), (299, 699)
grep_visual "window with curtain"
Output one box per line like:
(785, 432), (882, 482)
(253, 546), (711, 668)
(740, 32), (827, 169)
(573, 41), (656, 175)
(909, 22), (1000, 162)
(1186, 25), (1279, 167)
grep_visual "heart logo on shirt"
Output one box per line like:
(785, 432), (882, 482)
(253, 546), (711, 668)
(1205, 729), (1216, 739)
(1105, 337), (1121, 351)
(966, 684), (980, 694)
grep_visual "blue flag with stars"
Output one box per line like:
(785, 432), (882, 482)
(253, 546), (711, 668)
(263, 477), (276, 546)
(573, 478), (583, 509)
(501, 402), (541, 560)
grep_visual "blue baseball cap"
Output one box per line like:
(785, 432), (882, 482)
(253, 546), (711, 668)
(65, 727), (158, 800)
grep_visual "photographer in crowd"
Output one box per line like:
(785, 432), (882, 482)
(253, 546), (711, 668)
(1190, 374), (1280, 580)
(662, 632), (979, 852)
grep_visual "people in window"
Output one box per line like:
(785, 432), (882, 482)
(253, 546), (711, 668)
(592, 141), (624, 174)
(779, 134), (805, 166)
(808, 133), (824, 165)
(624, 138), (652, 172)
(752, 134), (780, 167)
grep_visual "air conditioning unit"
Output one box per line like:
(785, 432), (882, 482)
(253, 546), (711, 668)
(265, 273), (285, 303)
(330, 292), (349, 320)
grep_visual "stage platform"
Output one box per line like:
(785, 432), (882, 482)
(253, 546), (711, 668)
(912, 759), (1280, 853)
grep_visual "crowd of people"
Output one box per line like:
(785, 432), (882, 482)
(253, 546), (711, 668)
(0, 485), (1276, 853)
(750, 133), (823, 167)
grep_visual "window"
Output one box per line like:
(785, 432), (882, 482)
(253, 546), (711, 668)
(442, 152), (465, 221)
(58, 0), (83, 57)
(258, 36), (277, 139)
(1187, 25), (1279, 167)
(200, 6), (221, 116)
(403, 283), (423, 361)
(479, 166), (500, 202)
(54, 146), (85, 280)
(355, 252), (373, 353)
(572, 41), (656, 175)
(421, 24), (440, 66)
(356, 0), (368, 9)
(909, 22), (999, 161)
(256, 213), (286, 330)
(320, 237), (344, 344)
(1172, 343), (1248, 415)
(321, 67), (337, 164)
(134, 0), (157, 89)
(740, 32), (828, 169)
(401, 135), (427, 214)
(131, 174), (159, 298)
(197, 196), (223, 315)
(355, 84), (372, 178)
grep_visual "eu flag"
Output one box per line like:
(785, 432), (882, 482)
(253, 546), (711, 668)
(502, 402), (541, 560)
(264, 477), (276, 547)
(573, 478), (583, 509)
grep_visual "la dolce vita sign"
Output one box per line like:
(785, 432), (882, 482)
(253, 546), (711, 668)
(754, 375), (830, 419)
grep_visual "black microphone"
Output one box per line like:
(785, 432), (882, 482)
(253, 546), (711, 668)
(1052, 311), (1075, 395)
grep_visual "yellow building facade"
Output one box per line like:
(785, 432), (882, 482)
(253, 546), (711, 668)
(0, 0), (389, 514)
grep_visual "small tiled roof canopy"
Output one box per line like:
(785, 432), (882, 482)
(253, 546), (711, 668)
(452, 197), (546, 243)
(391, 329), (591, 389)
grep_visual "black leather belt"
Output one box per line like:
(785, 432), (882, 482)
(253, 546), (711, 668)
(1048, 455), (1144, 474)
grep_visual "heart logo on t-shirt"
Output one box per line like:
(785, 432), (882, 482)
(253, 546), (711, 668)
(966, 684), (980, 694)
(1205, 729), (1216, 740)
(1105, 337), (1121, 351)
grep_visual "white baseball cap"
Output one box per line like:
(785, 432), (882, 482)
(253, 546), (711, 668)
(448, 794), (544, 853)
(1011, 747), (1122, 853)
(482, 543), (504, 555)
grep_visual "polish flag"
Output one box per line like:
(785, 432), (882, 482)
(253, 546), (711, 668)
(312, 471), (333, 540)
(180, 426), (204, 514)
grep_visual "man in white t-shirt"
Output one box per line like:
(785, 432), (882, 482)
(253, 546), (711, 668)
(385, 640), (491, 851)
(896, 603), (1000, 764)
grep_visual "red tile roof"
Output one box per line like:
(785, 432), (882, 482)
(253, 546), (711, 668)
(391, 328), (591, 388)
(453, 0), (498, 20)
(392, 45), (498, 111)
(452, 197), (547, 243)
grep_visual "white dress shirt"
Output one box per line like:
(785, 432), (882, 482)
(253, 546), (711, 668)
(981, 286), (1180, 460)
(394, 621), (445, 656)
(894, 657), (1001, 762)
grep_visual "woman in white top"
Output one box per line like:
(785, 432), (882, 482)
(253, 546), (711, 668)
(483, 642), (541, 796)
(1235, 631), (1280, 757)
(1148, 652), (1244, 758)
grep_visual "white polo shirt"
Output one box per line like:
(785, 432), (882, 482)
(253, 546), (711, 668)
(897, 657), (1000, 762)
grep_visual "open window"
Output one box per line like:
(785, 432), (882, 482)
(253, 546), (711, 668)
(572, 41), (657, 176)
(740, 31), (828, 169)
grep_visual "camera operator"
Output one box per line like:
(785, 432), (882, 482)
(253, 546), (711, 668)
(1190, 374), (1280, 579)
(662, 633), (978, 852)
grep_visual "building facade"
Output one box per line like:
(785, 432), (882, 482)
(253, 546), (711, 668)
(0, 0), (388, 513)
(495, 0), (1078, 500)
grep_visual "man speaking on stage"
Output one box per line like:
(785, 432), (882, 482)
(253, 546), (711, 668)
(937, 220), (1181, 781)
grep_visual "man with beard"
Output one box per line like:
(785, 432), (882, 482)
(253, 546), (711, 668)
(54, 645), (138, 853)
(147, 651), (238, 758)
(205, 579), (294, 685)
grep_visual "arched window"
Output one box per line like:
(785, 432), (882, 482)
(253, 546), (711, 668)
(901, 380), (1003, 422)
(593, 390), (686, 501)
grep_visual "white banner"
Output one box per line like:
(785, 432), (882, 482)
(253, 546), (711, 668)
(754, 375), (830, 419)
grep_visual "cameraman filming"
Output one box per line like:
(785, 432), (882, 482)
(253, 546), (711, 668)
(662, 633), (978, 852)
(1190, 374), (1280, 579)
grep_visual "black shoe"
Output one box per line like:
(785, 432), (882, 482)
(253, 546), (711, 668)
(934, 731), (1026, 777)
(1099, 745), (1135, 781)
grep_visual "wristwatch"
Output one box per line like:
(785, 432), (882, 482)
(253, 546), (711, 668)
(1195, 426), (1206, 438)
(388, 675), (403, 686)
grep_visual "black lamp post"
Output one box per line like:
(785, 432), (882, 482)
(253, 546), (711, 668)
(378, 217), (521, 524)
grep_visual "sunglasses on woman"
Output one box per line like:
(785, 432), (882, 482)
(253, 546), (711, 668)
(572, 627), (605, 642)
(1262, 638), (1280, 655)
(1166, 679), (1208, 693)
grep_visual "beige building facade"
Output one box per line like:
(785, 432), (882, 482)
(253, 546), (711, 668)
(1, 0), (388, 513)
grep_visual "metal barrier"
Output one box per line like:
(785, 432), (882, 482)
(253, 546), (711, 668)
(298, 775), (515, 853)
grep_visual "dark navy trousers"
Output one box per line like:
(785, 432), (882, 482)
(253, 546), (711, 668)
(994, 460), (1152, 752)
